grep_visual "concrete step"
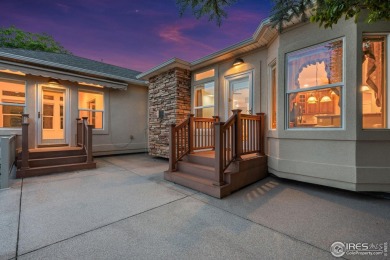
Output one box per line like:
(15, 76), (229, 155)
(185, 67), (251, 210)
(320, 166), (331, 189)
(177, 161), (215, 180)
(16, 162), (96, 178)
(164, 170), (230, 198)
(17, 155), (87, 168)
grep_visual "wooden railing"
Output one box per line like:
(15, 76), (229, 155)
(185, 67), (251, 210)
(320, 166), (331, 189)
(214, 109), (265, 186)
(169, 115), (219, 171)
(193, 116), (219, 151)
(76, 117), (94, 163)
(168, 110), (265, 185)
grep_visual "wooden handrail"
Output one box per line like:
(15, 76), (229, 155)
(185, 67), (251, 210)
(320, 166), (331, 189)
(21, 114), (29, 170)
(80, 117), (94, 163)
(214, 110), (266, 185)
(169, 115), (219, 172)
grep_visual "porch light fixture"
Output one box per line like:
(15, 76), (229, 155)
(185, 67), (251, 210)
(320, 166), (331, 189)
(320, 95), (332, 102)
(361, 85), (370, 92)
(48, 78), (60, 85)
(307, 94), (318, 104)
(233, 58), (244, 66)
(22, 114), (29, 124)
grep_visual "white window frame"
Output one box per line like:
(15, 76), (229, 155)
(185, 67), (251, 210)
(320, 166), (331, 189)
(224, 70), (254, 119)
(362, 33), (390, 129)
(285, 38), (345, 130)
(78, 88), (107, 133)
(193, 81), (215, 117)
(269, 61), (277, 130)
(0, 77), (26, 129)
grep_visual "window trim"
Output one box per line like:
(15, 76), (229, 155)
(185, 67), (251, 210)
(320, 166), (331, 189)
(285, 38), (346, 130)
(78, 87), (108, 134)
(193, 81), (215, 117)
(224, 70), (254, 119)
(269, 60), (277, 130)
(0, 77), (26, 129)
(361, 33), (390, 130)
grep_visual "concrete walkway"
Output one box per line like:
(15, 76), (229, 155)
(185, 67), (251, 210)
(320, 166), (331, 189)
(0, 153), (389, 259)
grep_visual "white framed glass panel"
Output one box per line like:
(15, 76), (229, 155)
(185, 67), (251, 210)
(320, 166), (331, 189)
(194, 82), (214, 118)
(78, 90), (104, 129)
(286, 39), (344, 128)
(362, 35), (388, 129)
(0, 78), (25, 128)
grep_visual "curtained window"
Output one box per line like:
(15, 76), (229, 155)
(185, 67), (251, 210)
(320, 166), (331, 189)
(286, 39), (343, 128)
(362, 35), (388, 129)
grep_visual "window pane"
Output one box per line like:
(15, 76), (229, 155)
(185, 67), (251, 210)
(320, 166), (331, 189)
(287, 40), (343, 91)
(79, 111), (103, 129)
(0, 79), (25, 105)
(362, 36), (387, 129)
(288, 87), (342, 128)
(78, 91), (104, 110)
(194, 82), (214, 107)
(271, 66), (277, 129)
(231, 77), (250, 113)
(0, 105), (23, 127)
(43, 104), (54, 116)
(195, 107), (214, 118)
(43, 117), (53, 129)
(195, 69), (215, 81)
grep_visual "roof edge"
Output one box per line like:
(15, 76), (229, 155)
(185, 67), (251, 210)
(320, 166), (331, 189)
(136, 58), (190, 80)
(0, 51), (147, 86)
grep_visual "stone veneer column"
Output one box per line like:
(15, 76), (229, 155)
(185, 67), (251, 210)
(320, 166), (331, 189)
(148, 68), (191, 158)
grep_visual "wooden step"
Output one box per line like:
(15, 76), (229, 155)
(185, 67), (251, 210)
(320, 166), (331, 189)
(16, 162), (96, 178)
(20, 148), (85, 160)
(177, 161), (215, 180)
(17, 155), (87, 168)
(164, 171), (230, 198)
(185, 153), (215, 167)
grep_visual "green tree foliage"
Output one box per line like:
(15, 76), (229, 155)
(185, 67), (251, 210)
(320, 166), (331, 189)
(177, 0), (390, 30)
(177, 0), (237, 26)
(0, 26), (70, 54)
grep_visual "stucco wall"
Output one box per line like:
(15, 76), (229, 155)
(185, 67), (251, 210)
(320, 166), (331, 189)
(148, 68), (191, 158)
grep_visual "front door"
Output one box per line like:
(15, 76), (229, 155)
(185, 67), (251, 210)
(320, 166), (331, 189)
(226, 71), (253, 117)
(38, 86), (67, 145)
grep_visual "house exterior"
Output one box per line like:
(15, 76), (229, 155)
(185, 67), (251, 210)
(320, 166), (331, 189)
(138, 16), (390, 193)
(0, 48), (148, 155)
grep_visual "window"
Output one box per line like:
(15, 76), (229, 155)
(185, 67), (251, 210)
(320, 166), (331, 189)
(0, 78), (25, 128)
(286, 39), (343, 128)
(362, 35), (388, 129)
(78, 90), (104, 129)
(194, 82), (214, 117)
(270, 64), (277, 129)
(194, 69), (214, 81)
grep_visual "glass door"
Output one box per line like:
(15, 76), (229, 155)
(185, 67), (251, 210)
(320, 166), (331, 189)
(227, 72), (253, 116)
(39, 87), (66, 145)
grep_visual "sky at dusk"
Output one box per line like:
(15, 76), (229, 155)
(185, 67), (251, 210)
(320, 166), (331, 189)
(0, 0), (272, 72)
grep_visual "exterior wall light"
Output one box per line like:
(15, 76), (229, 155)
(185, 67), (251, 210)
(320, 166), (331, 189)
(233, 58), (244, 66)
(48, 78), (60, 85)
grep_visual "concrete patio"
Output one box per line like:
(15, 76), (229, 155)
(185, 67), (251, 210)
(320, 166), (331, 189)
(1, 153), (389, 259)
